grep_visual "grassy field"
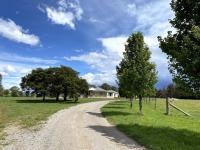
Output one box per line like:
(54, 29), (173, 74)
(0, 97), (102, 138)
(102, 99), (200, 150)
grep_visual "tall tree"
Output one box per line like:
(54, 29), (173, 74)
(60, 66), (79, 101)
(47, 67), (63, 101)
(158, 0), (200, 96)
(0, 74), (3, 96)
(78, 78), (89, 97)
(10, 86), (20, 97)
(100, 83), (111, 90)
(21, 68), (48, 101)
(3, 89), (10, 96)
(117, 32), (157, 113)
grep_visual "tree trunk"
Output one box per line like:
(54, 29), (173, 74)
(56, 93), (59, 101)
(139, 95), (143, 114)
(154, 97), (157, 109)
(166, 97), (170, 115)
(42, 93), (46, 101)
(130, 96), (133, 109)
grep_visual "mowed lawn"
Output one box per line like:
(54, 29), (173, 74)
(102, 99), (200, 150)
(0, 97), (100, 138)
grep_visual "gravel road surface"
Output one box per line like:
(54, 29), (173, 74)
(2, 101), (145, 150)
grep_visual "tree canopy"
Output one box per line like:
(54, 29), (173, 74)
(0, 74), (3, 96)
(117, 32), (157, 113)
(10, 86), (20, 97)
(158, 0), (200, 96)
(21, 66), (89, 101)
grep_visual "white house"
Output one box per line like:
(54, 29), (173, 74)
(88, 87), (119, 99)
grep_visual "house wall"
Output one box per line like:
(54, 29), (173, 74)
(88, 90), (119, 99)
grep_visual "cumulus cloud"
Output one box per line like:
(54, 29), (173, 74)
(127, 0), (174, 87)
(67, 0), (174, 88)
(65, 36), (127, 85)
(0, 18), (40, 46)
(40, 0), (83, 29)
(0, 62), (48, 89)
(0, 52), (58, 65)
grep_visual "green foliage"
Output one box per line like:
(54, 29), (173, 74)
(102, 100), (200, 150)
(156, 83), (198, 99)
(9, 86), (20, 97)
(3, 90), (9, 97)
(100, 83), (111, 90)
(117, 32), (157, 98)
(158, 0), (200, 96)
(21, 68), (49, 100)
(0, 74), (3, 96)
(20, 66), (89, 101)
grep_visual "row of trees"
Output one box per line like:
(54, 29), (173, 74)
(20, 66), (89, 101)
(0, 75), (23, 97)
(156, 84), (199, 99)
(117, 0), (200, 114)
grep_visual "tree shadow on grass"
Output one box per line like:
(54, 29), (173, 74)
(102, 111), (132, 117)
(103, 106), (125, 109)
(87, 111), (132, 118)
(116, 124), (200, 150)
(88, 125), (144, 149)
(15, 99), (77, 104)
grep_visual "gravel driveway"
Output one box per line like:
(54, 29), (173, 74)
(2, 101), (145, 150)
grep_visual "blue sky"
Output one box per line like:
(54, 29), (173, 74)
(0, 0), (174, 89)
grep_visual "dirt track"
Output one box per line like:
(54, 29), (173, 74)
(2, 101), (145, 150)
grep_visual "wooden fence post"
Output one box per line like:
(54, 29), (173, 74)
(166, 97), (170, 115)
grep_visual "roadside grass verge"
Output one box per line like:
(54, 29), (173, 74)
(0, 97), (104, 135)
(101, 99), (200, 150)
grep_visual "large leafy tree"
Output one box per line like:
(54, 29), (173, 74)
(47, 67), (64, 101)
(158, 0), (200, 96)
(21, 68), (49, 101)
(21, 66), (89, 101)
(59, 66), (79, 101)
(78, 78), (89, 97)
(117, 32), (157, 113)
(100, 83), (111, 90)
(10, 86), (20, 97)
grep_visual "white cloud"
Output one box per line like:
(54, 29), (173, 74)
(65, 36), (127, 85)
(66, 34), (172, 87)
(99, 36), (127, 57)
(41, 0), (83, 29)
(0, 62), (49, 89)
(67, 0), (174, 87)
(126, 3), (137, 16)
(82, 72), (116, 86)
(0, 52), (58, 65)
(46, 7), (75, 29)
(127, 0), (174, 86)
(0, 18), (40, 46)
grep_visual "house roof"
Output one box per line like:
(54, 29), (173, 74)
(89, 87), (106, 92)
(89, 87), (118, 93)
(107, 90), (118, 94)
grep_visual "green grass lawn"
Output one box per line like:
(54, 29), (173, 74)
(101, 99), (200, 150)
(0, 97), (102, 137)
